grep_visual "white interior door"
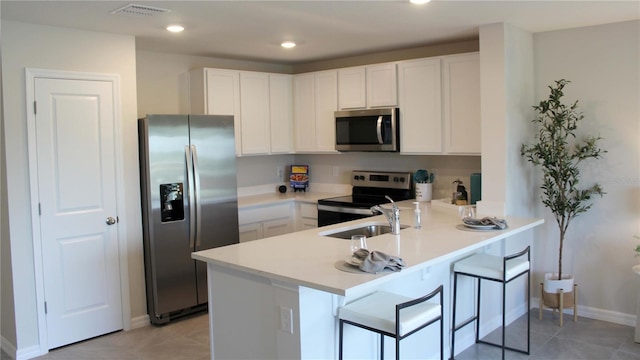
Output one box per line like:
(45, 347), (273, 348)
(34, 77), (123, 349)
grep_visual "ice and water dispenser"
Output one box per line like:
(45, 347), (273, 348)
(160, 183), (184, 222)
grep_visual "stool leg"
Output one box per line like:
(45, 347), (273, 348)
(451, 272), (459, 360)
(339, 320), (344, 360)
(475, 277), (481, 344)
(527, 270), (531, 354)
(501, 279), (506, 360)
(380, 333), (384, 360)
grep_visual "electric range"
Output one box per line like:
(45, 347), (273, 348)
(317, 170), (413, 227)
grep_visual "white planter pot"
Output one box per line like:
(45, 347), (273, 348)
(543, 273), (575, 294)
(415, 183), (432, 202)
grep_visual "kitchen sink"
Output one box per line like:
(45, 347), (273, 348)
(321, 223), (410, 239)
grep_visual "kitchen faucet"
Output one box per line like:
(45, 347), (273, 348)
(370, 195), (401, 235)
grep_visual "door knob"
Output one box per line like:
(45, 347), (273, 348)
(106, 216), (117, 225)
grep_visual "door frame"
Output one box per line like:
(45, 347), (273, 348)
(25, 68), (131, 353)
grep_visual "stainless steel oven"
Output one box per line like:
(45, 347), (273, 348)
(317, 171), (413, 227)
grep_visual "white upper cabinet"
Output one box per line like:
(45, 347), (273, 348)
(294, 71), (338, 153)
(269, 74), (293, 154)
(337, 63), (397, 110)
(314, 70), (338, 152)
(191, 68), (294, 156)
(240, 71), (270, 155)
(366, 63), (397, 108)
(442, 53), (481, 154)
(293, 74), (316, 152)
(190, 68), (242, 155)
(398, 58), (442, 154)
(338, 67), (366, 109)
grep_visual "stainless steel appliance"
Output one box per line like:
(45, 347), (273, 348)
(335, 108), (400, 152)
(317, 171), (413, 227)
(138, 114), (239, 324)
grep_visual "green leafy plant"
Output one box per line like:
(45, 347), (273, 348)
(521, 79), (605, 280)
(413, 169), (434, 184)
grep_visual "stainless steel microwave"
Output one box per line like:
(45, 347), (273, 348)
(335, 108), (400, 152)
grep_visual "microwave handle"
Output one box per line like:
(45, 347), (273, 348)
(376, 116), (384, 144)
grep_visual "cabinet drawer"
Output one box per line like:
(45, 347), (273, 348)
(238, 202), (292, 224)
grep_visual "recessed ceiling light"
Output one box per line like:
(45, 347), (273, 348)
(281, 41), (296, 49)
(166, 25), (184, 33)
(410, 0), (431, 4)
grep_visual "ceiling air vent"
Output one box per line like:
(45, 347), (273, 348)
(110, 4), (171, 17)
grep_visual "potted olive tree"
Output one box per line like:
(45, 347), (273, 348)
(521, 79), (605, 322)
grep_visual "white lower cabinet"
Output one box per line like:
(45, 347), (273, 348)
(238, 202), (294, 242)
(296, 202), (318, 231)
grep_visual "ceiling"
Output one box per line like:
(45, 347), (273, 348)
(2, 1), (639, 65)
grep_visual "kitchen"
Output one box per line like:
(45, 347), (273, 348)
(1, 1), (639, 359)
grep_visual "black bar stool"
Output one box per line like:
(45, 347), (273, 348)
(450, 246), (530, 360)
(338, 285), (444, 360)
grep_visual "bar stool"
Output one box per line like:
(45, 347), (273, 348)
(450, 246), (530, 360)
(338, 285), (443, 360)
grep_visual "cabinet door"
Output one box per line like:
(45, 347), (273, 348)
(269, 74), (293, 154)
(239, 223), (263, 243)
(338, 67), (366, 109)
(240, 72), (270, 155)
(263, 218), (293, 238)
(314, 70), (338, 152)
(367, 63), (397, 107)
(443, 53), (481, 154)
(293, 74), (316, 152)
(398, 58), (442, 154)
(205, 69), (242, 155)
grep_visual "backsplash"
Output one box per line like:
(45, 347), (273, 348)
(237, 153), (481, 201)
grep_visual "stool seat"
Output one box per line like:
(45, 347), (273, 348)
(338, 286), (444, 360)
(339, 291), (442, 337)
(453, 253), (529, 281)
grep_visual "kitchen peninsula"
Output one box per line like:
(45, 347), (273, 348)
(192, 201), (543, 359)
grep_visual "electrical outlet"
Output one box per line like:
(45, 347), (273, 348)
(277, 167), (283, 179)
(332, 166), (339, 177)
(279, 306), (293, 334)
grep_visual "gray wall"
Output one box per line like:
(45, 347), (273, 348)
(1, 21), (141, 354)
(531, 20), (640, 317)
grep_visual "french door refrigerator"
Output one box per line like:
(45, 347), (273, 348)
(138, 114), (239, 324)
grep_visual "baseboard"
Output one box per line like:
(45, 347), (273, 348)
(14, 345), (42, 360)
(1, 335), (17, 359)
(532, 296), (636, 327)
(130, 314), (150, 330)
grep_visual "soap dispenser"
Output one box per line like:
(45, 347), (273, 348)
(412, 202), (422, 229)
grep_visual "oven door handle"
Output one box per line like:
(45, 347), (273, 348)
(376, 115), (384, 144)
(318, 204), (375, 215)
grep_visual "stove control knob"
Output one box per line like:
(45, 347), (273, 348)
(353, 175), (359, 181)
(399, 177), (405, 183)
(393, 177), (399, 182)
(359, 175), (365, 181)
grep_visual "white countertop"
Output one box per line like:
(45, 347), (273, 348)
(238, 191), (341, 208)
(193, 200), (544, 297)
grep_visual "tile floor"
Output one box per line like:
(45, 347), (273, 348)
(1, 310), (638, 359)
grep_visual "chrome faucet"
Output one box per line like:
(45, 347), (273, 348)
(370, 195), (401, 235)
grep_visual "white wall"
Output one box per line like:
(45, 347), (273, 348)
(532, 20), (640, 320)
(1, 21), (142, 356)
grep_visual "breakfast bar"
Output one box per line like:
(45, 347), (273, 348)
(192, 202), (543, 359)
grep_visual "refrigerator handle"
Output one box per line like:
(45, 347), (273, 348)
(191, 145), (202, 248)
(185, 146), (196, 249)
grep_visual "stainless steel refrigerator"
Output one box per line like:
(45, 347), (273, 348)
(138, 114), (239, 324)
